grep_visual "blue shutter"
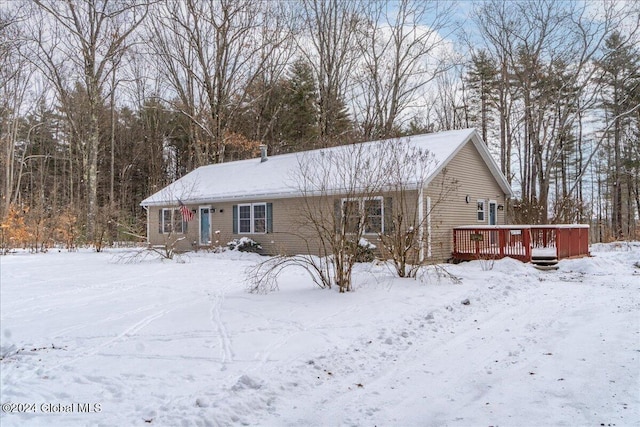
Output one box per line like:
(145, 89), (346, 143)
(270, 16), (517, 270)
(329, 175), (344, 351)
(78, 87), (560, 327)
(384, 197), (393, 233)
(334, 199), (342, 233)
(232, 205), (238, 234)
(266, 203), (273, 233)
(158, 209), (163, 234)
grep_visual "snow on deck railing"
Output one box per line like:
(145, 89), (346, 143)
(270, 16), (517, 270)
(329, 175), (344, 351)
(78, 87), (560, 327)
(452, 225), (590, 262)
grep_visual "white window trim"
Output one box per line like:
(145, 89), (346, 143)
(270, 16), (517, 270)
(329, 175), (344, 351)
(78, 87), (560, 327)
(341, 196), (384, 235)
(237, 202), (267, 234)
(477, 199), (486, 222)
(161, 208), (185, 234)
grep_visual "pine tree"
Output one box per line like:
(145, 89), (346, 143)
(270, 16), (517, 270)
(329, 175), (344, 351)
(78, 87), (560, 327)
(597, 32), (640, 238)
(281, 59), (319, 151)
(465, 50), (498, 144)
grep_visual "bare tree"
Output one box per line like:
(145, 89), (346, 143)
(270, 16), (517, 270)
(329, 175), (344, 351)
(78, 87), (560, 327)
(297, 0), (362, 145)
(248, 137), (459, 292)
(472, 0), (634, 225)
(294, 142), (388, 292)
(247, 141), (389, 293)
(377, 140), (458, 278)
(148, 0), (293, 166)
(355, 0), (456, 139)
(0, 4), (34, 219)
(29, 0), (149, 242)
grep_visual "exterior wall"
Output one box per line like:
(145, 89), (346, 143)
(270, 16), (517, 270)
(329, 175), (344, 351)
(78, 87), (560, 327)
(146, 139), (509, 262)
(149, 197), (343, 255)
(147, 198), (322, 254)
(425, 140), (507, 261)
(146, 206), (199, 252)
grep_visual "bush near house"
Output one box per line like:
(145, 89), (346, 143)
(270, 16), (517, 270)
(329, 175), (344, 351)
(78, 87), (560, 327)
(227, 237), (262, 253)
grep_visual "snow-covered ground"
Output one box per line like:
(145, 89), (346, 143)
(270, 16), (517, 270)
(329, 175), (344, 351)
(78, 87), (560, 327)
(1, 243), (639, 427)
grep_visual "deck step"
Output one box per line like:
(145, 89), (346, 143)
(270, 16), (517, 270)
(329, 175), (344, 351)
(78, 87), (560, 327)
(533, 263), (559, 271)
(531, 255), (559, 270)
(532, 255), (557, 261)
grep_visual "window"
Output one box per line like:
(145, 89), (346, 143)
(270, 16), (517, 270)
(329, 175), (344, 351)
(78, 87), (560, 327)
(343, 200), (361, 234)
(364, 199), (383, 234)
(477, 200), (486, 222)
(341, 197), (384, 234)
(234, 203), (271, 234)
(239, 205), (251, 233)
(253, 204), (266, 233)
(160, 208), (186, 234)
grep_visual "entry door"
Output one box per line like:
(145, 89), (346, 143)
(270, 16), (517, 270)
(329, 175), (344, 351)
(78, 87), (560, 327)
(489, 201), (497, 225)
(488, 201), (497, 247)
(199, 207), (211, 245)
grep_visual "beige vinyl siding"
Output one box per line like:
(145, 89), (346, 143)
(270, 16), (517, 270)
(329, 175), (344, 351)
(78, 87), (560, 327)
(226, 197), (322, 255)
(425, 140), (506, 261)
(148, 198), (328, 255)
(147, 206), (199, 252)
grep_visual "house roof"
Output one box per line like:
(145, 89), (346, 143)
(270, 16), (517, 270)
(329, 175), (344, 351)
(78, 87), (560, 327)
(140, 128), (513, 207)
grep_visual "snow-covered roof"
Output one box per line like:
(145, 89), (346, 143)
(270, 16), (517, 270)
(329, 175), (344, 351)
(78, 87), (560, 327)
(140, 128), (513, 206)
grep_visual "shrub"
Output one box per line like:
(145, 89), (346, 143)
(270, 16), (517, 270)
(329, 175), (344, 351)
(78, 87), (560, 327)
(348, 238), (376, 263)
(227, 237), (262, 253)
(0, 205), (30, 254)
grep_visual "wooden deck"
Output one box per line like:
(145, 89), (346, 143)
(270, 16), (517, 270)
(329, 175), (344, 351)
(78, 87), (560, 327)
(452, 225), (590, 263)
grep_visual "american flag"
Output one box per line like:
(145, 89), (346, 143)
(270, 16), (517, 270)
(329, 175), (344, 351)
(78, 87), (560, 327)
(177, 198), (194, 221)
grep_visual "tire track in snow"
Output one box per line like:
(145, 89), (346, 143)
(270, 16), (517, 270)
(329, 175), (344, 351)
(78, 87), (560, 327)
(247, 301), (363, 373)
(50, 300), (164, 338)
(262, 278), (538, 426)
(49, 309), (169, 373)
(3, 281), (149, 317)
(210, 290), (234, 369)
(10, 295), (198, 382)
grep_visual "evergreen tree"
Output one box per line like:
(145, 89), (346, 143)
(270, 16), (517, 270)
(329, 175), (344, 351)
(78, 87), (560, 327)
(465, 50), (498, 144)
(597, 32), (640, 238)
(281, 59), (319, 152)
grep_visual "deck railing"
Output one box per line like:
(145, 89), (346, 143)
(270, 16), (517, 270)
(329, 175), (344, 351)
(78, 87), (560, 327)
(453, 224), (590, 262)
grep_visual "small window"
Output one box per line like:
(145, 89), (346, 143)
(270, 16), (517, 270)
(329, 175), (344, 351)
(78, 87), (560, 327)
(239, 205), (251, 233)
(343, 200), (361, 234)
(477, 200), (486, 222)
(364, 199), (383, 234)
(253, 204), (266, 233)
(162, 209), (172, 233)
(161, 208), (185, 234)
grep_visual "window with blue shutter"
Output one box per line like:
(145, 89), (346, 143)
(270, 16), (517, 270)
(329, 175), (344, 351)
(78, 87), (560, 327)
(233, 203), (272, 234)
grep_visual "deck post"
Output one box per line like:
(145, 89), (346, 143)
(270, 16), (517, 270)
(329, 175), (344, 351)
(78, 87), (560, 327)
(499, 229), (505, 258)
(453, 229), (457, 258)
(555, 228), (563, 258)
(523, 227), (532, 262)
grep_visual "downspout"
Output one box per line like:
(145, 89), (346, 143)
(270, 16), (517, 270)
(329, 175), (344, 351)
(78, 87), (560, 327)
(426, 195), (432, 259)
(143, 205), (149, 244)
(418, 187), (424, 263)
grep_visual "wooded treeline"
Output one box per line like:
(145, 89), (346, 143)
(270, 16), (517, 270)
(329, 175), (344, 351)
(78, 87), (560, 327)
(1, 0), (638, 251)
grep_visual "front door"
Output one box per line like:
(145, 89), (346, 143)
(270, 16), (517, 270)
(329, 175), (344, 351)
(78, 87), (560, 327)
(199, 206), (211, 245)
